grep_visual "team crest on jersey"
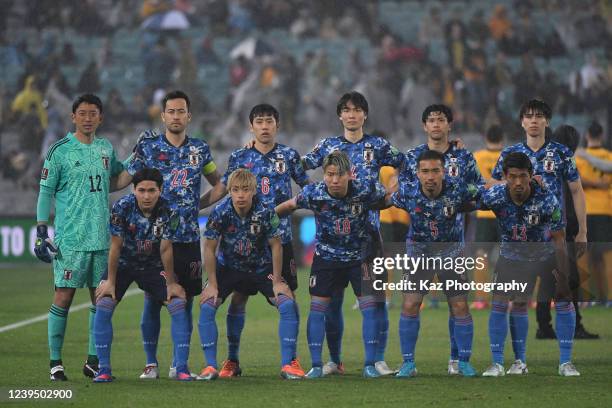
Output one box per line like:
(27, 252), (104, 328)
(102, 156), (109, 170)
(153, 217), (164, 237)
(274, 154), (286, 173)
(351, 201), (363, 215)
(448, 157), (459, 177)
(443, 199), (455, 217)
(543, 151), (556, 173)
(189, 148), (200, 166)
(527, 206), (540, 225)
(41, 167), (49, 180)
(250, 215), (261, 234)
(363, 143), (374, 163)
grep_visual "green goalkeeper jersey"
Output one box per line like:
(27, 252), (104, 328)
(40, 132), (123, 251)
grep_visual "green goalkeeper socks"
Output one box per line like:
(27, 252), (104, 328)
(48, 305), (68, 361)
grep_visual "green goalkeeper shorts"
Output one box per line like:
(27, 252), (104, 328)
(52, 247), (108, 288)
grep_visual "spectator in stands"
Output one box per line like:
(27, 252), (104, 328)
(76, 61), (101, 94)
(513, 54), (540, 106)
(466, 9), (490, 48)
(418, 7), (444, 48)
(229, 55), (250, 88)
(197, 35), (221, 65)
(143, 37), (176, 89)
(227, 0), (255, 35)
(61, 42), (76, 65)
(290, 8), (318, 39)
(488, 4), (511, 41)
(11, 75), (47, 129)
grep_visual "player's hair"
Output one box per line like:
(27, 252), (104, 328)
(502, 152), (533, 175)
(249, 104), (279, 124)
(162, 90), (191, 112)
(72, 94), (103, 114)
(519, 99), (552, 121)
(132, 168), (163, 188)
(485, 124), (504, 143)
(417, 150), (445, 168)
(552, 125), (580, 153)
(421, 104), (453, 123)
(587, 121), (603, 139)
(336, 91), (369, 116)
(322, 150), (351, 175)
(227, 168), (257, 192)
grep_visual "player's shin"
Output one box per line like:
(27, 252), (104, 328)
(48, 304), (69, 363)
(399, 312), (419, 363)
(198, 298), (219, 368)
(168, 298), (190, 373)
(555, 302), (576, 364)
(375, 302), (389, 362)
(277, 294), (299, 366)
(489, 301), (509, 365)
(325, 294), (344, 364)
(141, 294), (162, 366)
(173, 297), (193, 368)
(358, 296), (378, 367)
(227, 302), (246, 362)
(307, 299), (329, 367)
(94, 297), (117, 375)
(453, 313), (474, 362)
(509, 303), (529, 363)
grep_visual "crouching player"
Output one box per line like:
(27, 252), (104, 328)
(198, 169), (303, 380)
(276, 151), (387, 378)
(93, 168), (190, 382)
(481, 152), (579, 377)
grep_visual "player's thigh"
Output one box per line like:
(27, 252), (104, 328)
(90, 249), (109, 288)
(101, 266), (136, 302)
(173, 242), (203, 297)
(281, 242), (298, 291)
(53, 247), (95, 288)
(437, 266), (470, 299)
(493, 256), (538, 301)
(349, 261), (385, 300)
(475, 217), (500, 243)
(587, 215), (611, 259)
(402, 266), (436, 296)
(216, 266), (249, 303)
(309, 257), (340, 298)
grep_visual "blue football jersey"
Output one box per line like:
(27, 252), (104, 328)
(221, 144), (309, 244)
(295, 180), (386, 262)
(480, 182), (565, 261)
(302, 134), (405, 230)
(391, 178), (481, 256)
(127, 131), (217, 243)
(110, 194), (176, 271)
(204, 196), (281, 274)
(491, 141), (579, 217)
(401, 143), (485, 185)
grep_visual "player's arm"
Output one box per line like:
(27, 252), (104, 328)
(567, 179), (587, 250)
(275, 197), (298, 216)
(550, 229), (571, 300)
(111, 169), (133, 192)
(35, 157), (59, 262)
(268, 236), (290, 298)
(160, 239), (185, 301)
(576, 149), (612, 173)
(201, 238), (220, 304)
(200, 169), (227, 209)
(96, 235), (123, 302)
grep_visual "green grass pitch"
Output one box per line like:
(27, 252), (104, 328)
(0, 265), (610, 407)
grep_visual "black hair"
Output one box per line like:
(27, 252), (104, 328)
(502, 152), (533, 175)
(249, 103), (279, 124)
(162, 90), (191, 112)
(552, 125), (580, 153)
(72, 94), (103, 114)
(519, 99), (552, 121)
(417, 150), (446, 167)
(485, 124), (504, 143)
(422, 104), (453, 123)
(587, 121), (603, 139)
(336, 91), (369, 116)
(132, 168), (163, 188)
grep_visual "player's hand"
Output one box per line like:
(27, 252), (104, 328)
(450, 138), (465, 149)
(244, 139), (256, 149)
(166, 282), (186, 301)
(574, 232), (587, 258)
(200, 283), (218, 305)
(95, 280), (116, 302)
(34, 225), (57, 263)
(272, 278), (291, 300)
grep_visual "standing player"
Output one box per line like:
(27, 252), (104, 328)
(481, 152), (580, 376)
(35, 94), (124, 380)
(201, 104), (309, 377)
(472, 124), (504, 310)
(301, 91), (405, 376)
(123, 90), (225, 378)
(93, 168), (191, 382)
(400, 104), (485, 375)
(276, 151), (388, 378)
(198, 169), (303, 380)
(387, 150), (480, 378)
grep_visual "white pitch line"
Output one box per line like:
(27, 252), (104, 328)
(0, 288), (142, 334)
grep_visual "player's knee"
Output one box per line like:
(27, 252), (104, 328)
(310, 297), (330, 314)
(277, 294), (297, 317)
(167, 297), (187, 316)
(401, 300), (420, 316)
(53, 288), (75, 308)
(96, 296), (117, 312)
(450, 300), (469, 317)
(512, 302), (528, 313)
(199, 298), (218, 320)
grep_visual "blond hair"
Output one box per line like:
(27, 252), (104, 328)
(227, 168), (257, 192)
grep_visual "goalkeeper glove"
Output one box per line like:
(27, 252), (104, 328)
(34, 225), (57, 263)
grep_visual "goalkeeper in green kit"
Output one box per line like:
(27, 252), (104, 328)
(35, 94), (125, 381)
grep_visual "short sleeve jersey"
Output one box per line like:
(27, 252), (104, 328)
(40, 132), (123, 250)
